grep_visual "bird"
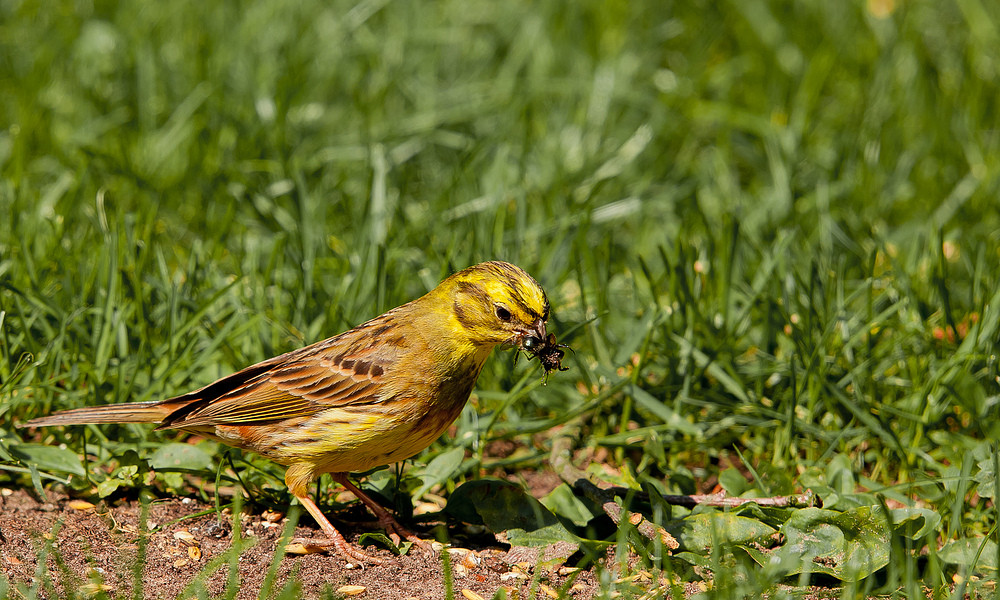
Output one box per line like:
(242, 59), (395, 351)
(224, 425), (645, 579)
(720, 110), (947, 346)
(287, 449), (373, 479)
(20, 260), (556, 564)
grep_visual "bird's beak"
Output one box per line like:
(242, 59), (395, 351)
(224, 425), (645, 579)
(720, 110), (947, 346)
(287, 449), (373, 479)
(533, 318), (547, 340)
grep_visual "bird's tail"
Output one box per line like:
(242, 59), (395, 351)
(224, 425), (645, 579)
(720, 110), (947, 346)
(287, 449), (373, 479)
(19, 401), (172, 428)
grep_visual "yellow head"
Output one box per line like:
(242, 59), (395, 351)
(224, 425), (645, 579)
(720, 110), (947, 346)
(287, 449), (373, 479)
(436, 261), (550, 348)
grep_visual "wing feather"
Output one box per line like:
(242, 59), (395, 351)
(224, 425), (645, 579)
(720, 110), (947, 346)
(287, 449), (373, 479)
(161, 322), (401, 429)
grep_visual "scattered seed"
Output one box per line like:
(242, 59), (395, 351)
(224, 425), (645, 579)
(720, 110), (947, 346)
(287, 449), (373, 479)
(262, 509), (284, 523)
(188, 546), (201, 561)
(173, 559), (188, 568)
(413, 501), (441, 515)
(460, 590), (485, 600)
(540, 583), (559, 598)
(172, 530), (196, 545)
(336, 585), (366, 596)
(68, 500), (95, 511)
(284, 543), (311, 555)
(558, 567), (581, 575)
(461, 552), (480, 568)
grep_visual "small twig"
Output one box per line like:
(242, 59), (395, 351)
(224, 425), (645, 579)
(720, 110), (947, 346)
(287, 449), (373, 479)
(656, 490), (821, 509)
(550, 433), (679, 551)
(573, 478), (679, 551)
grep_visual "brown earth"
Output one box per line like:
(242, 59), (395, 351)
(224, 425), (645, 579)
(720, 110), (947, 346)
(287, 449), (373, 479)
(0, 487), (605, 599)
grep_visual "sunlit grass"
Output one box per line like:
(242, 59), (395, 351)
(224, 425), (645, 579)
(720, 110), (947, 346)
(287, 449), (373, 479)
(3, 0), (1000, 597)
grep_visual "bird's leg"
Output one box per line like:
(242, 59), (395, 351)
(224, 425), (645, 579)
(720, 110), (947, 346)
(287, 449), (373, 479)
(331, 473), (434, 553)
(290, 493), (384, 564)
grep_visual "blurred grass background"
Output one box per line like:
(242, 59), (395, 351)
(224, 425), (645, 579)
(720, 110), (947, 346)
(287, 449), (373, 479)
(2, 0), (1000, 595)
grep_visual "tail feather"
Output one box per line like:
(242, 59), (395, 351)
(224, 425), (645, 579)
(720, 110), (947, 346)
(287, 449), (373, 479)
(20, 400), (172, 428)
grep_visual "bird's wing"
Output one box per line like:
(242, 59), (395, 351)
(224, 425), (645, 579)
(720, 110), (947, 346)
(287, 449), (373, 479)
(159, 320), (402, 428)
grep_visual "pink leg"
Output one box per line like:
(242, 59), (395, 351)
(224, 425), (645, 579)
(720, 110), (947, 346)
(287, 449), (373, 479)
(290, 492), (384, 564)
(332, 473), (433, 552)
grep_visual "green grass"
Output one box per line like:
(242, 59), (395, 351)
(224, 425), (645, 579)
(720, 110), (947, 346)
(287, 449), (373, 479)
(3, 0), (1000, 597)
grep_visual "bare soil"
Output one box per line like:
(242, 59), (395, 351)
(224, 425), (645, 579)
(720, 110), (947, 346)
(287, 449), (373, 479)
(0, 487), (603, 599)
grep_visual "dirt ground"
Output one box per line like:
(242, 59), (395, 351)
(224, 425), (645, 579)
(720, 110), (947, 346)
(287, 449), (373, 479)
(0, 487), (613, 599)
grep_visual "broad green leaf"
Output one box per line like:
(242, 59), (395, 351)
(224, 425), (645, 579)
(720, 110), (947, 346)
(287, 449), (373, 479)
(890, 508), (941, 540)
(97, 477), (126, 498)
(357, 532), (407, 555)
(447, 479), (580, 549)
(0, 437), (15, 462)
(718, 467), (749, 497)
(666, 511), (776, 552)
(973, 448), (999, 499)
(745, 506), (890, 581)
(8, 443), (86, 476)
(939, 537), (998, 572)
(506, 523), (581, 548)
(540, 483), (597, 527)
(148, 443), (213, 471)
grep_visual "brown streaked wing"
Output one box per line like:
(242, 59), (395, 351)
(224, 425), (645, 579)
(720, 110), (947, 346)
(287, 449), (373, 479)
(166, 336), (396, 428)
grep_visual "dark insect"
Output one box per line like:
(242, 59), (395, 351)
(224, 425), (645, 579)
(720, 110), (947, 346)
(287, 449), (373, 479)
(520, 332), (570, 383)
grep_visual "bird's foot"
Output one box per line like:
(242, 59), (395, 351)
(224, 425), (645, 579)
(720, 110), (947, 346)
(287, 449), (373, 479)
(286, 535), (385, 564)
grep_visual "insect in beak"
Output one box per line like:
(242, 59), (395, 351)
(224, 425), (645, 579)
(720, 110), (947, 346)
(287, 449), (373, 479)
(516, 326), (570, 383)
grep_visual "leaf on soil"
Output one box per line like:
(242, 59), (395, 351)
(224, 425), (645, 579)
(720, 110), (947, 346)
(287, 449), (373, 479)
(939, 537), (998, 572)
(357, 531), (408, 555)
(540, 483), (597, 527)
(7, 443), (86, 476)
(148, 443), (213, 471)
(447, 479), (580, 559)
(665, 511), (777, 552)
(742, 506), (891, 581)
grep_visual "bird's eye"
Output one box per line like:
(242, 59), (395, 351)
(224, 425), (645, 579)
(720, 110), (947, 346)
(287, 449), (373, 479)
(495, 304), (512, 322)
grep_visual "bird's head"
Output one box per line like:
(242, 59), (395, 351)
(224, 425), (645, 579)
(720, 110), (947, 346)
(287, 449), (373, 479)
(435, 261), (550, 349)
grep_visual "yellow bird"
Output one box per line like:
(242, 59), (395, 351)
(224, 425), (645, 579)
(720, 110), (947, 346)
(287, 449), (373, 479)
(21, 261), (558, 563)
